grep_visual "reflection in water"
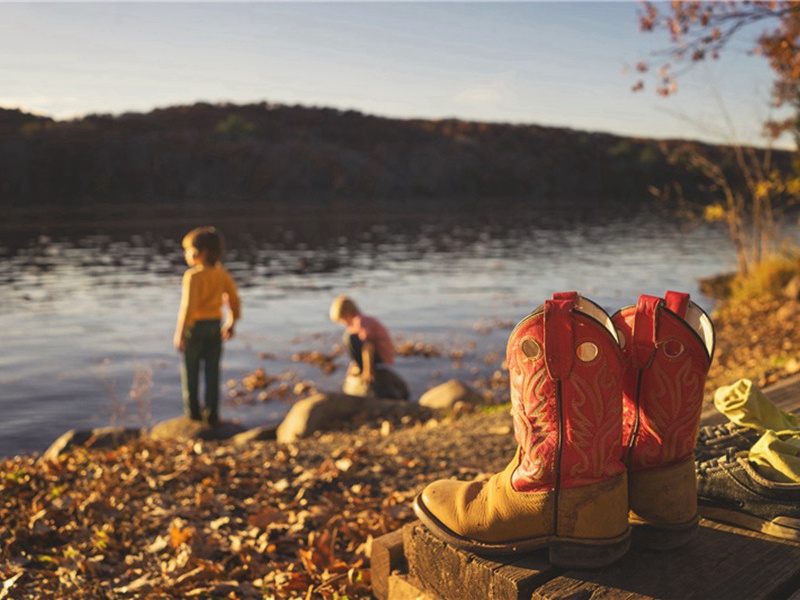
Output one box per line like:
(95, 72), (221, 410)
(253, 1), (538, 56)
(0, 203), (736, 457)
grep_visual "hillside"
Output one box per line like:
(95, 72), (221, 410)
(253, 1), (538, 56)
(0, 102), (792, 209)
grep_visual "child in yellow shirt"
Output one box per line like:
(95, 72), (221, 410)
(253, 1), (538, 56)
(174, 227), (241, 425)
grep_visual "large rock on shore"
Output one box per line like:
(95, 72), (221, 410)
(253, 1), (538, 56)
(230, 426), (278, 445)
(149, 417), (248, 441)
(419, 379), (484, 412)
(41, 426), (143, 462)
(277, 392), (423, 443)
(39, 419), (277, 461)
(342, 368), (410, 401)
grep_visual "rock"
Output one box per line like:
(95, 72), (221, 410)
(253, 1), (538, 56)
(784, 357), (800, 375)
(149, 416), (247, 441)
(230, 425), (278, 445)
(452, 400), (476, 417)
(41, 426), (142, 461)
(776, 301), (799, 322)
(699, 272), (735, 300)
(276, 392), (422, 443)
(343, 368), (410, 401)
(784, 276), (800, 300)
(277, 393), (366, 443)
(343, 374), (372, 397)
(419, 380), (484, 412)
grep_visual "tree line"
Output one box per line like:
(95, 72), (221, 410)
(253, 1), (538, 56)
(0, 103), (792, 211)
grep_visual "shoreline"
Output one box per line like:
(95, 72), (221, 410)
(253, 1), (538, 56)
(6, 288), (799, 463)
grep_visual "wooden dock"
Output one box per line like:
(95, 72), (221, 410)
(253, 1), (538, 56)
(372, 375), (800, 600)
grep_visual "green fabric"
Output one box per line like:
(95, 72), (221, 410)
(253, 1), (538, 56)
(714, 378), (800, 483)
(181, 319), (222, 423)
(749, 431), (800, 484)
(713, 378), (799, 434)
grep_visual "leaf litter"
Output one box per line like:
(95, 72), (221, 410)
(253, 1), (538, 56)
(0, 407), (517, 598)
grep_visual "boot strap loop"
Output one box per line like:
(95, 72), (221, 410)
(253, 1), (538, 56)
(632, 295), (661, 369)
(664, 291), (690, 319)
(544, 295), (575, 380)
(552, 291), (579, 302)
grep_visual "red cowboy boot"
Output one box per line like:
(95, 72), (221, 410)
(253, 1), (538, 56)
(612, 291), (715, 549)
(413, 292), (630, 568)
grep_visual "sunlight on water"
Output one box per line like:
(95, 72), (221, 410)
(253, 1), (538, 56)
(0, 204), (737, 456)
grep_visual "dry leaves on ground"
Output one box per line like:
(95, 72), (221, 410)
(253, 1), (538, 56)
(0, 408), (515, 600)
(707, 297), (800, 394)
(1, 439), (409, 598)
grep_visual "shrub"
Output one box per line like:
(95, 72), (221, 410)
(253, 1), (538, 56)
(729, 251), (800, 300)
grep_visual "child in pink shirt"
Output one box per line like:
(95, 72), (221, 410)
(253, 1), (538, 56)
(329, 295), (408, 400)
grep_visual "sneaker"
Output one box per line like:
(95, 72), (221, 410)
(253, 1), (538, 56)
(694, 422), (761, 463)
(696, 449), (800, 541)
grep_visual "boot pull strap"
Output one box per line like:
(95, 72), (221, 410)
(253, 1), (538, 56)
(632, 294), (662, 369)
(552, 291), (579, 302)
(544, 294), (575, 380)
(664, 290), (689, 319)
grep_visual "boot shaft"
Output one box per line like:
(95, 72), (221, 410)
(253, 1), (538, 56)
(507, 292), (625, 492)
(613, 292), (715, 472)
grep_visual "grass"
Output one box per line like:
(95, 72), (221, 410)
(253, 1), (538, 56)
(729, 252), (800, 301)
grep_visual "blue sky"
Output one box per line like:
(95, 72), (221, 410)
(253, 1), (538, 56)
(1, 2), (793, 149)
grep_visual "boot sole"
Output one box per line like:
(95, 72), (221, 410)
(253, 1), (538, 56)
(629, 515), (699, 550)
(413, 494), (631, 569)
(698, 505), (800, 541)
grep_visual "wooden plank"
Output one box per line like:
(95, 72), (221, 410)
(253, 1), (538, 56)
(532, 519), (800, 600)
(786, 588), (800, 600)
(373, 528), (408, 600)
(388, 574), (438, 600)
(701, 516), (800, 546)
(762, 373), (800, 413)
(403, 522), (559, 600)
(531, 578), (648, 599)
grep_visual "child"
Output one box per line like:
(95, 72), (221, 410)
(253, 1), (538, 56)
(174, 226), (241, 425)
(329, 295), (409, 400)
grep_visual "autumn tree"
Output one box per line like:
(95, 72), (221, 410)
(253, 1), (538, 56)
(636, 1), (800, 138)
(636, 1), (800, 278)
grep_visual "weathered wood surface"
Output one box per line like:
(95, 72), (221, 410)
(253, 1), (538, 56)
(373, 528), (407, 600)
(376, 378), (800, 599)
(403, 523), (558, 600)
(396, 520), (800, 600)
(532, 520), (800, 600)
(388, 574), (436, 600)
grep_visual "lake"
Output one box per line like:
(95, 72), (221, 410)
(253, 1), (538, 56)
(0, 200), (737, 457)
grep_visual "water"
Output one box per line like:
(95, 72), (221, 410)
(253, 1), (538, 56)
(0, 201), (737, 457)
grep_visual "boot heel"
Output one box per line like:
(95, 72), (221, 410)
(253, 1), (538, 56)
(548, 535), (631, 569)
(630, 517), (698, 550)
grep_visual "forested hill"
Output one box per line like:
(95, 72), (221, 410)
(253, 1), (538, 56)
(0, 102), (790, 209)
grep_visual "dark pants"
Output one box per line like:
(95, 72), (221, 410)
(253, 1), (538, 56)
(343, 332), (409, 400)
(181, 319), (222, 423)
(343, 332), (384, 373)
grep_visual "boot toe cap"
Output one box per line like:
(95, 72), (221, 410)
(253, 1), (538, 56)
(418, 479), (482, 536)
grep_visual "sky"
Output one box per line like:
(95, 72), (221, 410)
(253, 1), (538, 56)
(1, 2), (794, 150)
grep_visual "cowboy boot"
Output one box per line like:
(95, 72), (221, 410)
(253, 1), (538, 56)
(612, 291), (715, 549)
(413, 292), (630, 568)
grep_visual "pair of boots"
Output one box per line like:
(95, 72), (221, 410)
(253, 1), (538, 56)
(413, 291), (715, 568)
